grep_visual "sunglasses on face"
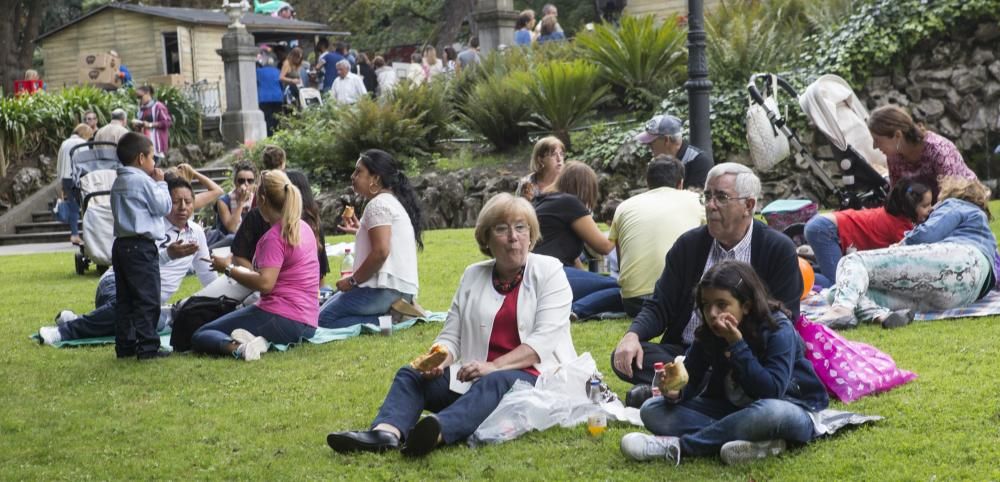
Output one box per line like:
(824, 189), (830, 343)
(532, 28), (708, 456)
(235, 178), (255, 185)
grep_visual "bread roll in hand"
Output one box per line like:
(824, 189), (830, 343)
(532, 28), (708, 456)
(410, 344), (448, 372)
(342, 205), (355, 219)
(659, 355), (689, 392)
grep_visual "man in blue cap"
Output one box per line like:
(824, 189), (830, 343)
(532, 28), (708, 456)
(634, 114), (714, 190)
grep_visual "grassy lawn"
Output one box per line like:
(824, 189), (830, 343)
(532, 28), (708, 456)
(2, 225), (1000, 480)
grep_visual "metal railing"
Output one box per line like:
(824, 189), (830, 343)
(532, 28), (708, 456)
(181, 80), (222, 118)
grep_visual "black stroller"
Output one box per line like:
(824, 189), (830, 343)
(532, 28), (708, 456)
(69, 141), (120, 275)
(747, 73), (890, 212)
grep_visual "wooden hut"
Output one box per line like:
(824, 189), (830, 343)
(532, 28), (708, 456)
(36, 2), (345, 111)
(625, 0), (721, 21)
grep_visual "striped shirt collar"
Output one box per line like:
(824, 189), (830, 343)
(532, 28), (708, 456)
(683, 221), (754, 344)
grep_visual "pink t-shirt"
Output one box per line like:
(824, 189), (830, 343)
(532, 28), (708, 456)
(253, 221), (320, 327)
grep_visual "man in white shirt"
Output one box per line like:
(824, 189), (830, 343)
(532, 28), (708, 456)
(330, 59), (367, 104)
(94, 108), (130, 145)
(56, 124), (93, 245)
(38, 177), (216, 345)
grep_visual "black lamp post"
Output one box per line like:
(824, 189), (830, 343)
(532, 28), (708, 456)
(685, 0), (713, 158)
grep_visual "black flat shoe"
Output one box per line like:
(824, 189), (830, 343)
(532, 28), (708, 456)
(880, 309), (914, 329)
(625, 384), (653, 409)
(137, 350), (171, 360)
(401, 415), (441, 457)
(327, 430), (400, 453)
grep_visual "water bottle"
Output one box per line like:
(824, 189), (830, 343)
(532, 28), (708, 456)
(586, 380), (607, 437)
(340, 248), (354, 278)
(651, 362), (666, 397)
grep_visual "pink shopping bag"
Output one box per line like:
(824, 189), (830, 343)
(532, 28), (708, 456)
(795, 315), (917, 403)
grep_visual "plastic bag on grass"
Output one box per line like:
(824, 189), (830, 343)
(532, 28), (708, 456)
(469, 352), (642, 447)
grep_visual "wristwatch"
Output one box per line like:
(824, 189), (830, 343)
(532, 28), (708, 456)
(224, 264), (235, 277)
(348, 276), (358, 287)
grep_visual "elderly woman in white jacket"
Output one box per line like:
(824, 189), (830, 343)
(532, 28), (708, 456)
(327, 192), (576, 457)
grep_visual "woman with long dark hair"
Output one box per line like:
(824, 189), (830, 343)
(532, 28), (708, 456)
(621, 260), (829, 465)
(318, 149), (424, 328)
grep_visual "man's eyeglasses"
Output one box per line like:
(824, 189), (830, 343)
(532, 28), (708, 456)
(492, 223), (530, 237)
(235, 178), (255, 185)
(700, 191), (747, 206)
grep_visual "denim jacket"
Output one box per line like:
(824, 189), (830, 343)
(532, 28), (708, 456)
(903, 198), (998, 271)
(679, 312), (829, 412)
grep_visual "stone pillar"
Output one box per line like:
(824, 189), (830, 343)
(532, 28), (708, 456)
(216, 22), (266, 145)
(474, 0), (518, 54)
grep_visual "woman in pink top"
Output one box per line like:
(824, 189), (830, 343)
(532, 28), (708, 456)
(195, 170), (320, 361)
(869, 105), (978, 200)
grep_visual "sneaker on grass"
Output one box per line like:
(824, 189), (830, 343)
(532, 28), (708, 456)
(54, 310), (77, 324)
(620, 433), (681, 465)
(38, 326), (62, 346)
(231, 328), (256, 345)
(719, 439), (786, 465)
(234, 335), (269, 361)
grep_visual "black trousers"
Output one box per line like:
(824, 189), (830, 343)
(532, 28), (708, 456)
(610, 341), (687, 385)
(112, 237), (161, 358)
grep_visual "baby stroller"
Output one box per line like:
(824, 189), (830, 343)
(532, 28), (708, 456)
(70, 141), (120, 275)
(747, 73), (890, 211)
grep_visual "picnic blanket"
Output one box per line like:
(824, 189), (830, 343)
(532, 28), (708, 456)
(30, 312), (447, 351)
(800, 289), (1000, 322)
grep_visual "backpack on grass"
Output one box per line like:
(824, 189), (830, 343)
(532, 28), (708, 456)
(169, 295), (241, 352)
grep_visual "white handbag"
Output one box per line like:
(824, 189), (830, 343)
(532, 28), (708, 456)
(746, 74), (791, 172)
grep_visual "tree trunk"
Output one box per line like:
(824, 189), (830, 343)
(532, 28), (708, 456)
(1, 0), (48, 96)
(435, 0), (476, 50)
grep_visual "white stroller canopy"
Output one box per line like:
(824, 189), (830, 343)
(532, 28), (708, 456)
(799, 75), (888, 176)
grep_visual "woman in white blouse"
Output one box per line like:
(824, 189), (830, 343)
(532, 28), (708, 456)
(326, 193), (575, 456)
(318, 149), (423, 328)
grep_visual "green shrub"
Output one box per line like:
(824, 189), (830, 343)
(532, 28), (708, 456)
(330, 98), (431, 172)
(0, 86), (202, 177)
(514, 60), (613, 150)
(705, 0), (807, 86)
(387, 79), (454, 147)
(456, 74), (533, 151)
(576, 15), (688, 112)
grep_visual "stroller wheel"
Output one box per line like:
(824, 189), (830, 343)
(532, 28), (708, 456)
(74, 253), (87, 275)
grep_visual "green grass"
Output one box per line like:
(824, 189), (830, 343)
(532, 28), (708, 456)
(2, 225), (1000, 480)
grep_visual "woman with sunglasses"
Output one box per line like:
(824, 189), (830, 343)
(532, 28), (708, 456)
(205, 160), (257, 249)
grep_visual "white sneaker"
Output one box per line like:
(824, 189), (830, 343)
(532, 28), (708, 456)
(39, 326), (62, 346)
(230, 328), (256, 345)
(236, 336), (269, 361)
(720, 439), (786, 465)
(620, 433), (681, 465)
(54, 310), (77, 324)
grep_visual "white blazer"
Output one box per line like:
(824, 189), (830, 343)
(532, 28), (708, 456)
(435, 253), (577, 392)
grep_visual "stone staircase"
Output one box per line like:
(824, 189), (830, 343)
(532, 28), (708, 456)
(0, 166), (230, 246)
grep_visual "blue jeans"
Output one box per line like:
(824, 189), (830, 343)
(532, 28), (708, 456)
(61, 178), (80, 236)
(804, 215), (840, 286)
(317, 287), (411, 329)
(372, 366), (537, 444)
(57, 273), (169, 340)
(563, 267), (623, 319)
(640, 396), (816, 457)
(191, 305), (316, 355)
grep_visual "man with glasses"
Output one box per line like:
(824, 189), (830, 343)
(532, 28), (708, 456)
(610, 163), (802, 407)
(83, 111), (99, 132)
(634, 114), (714, 190)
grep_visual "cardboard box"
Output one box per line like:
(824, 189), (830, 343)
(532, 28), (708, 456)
(78, 53), (119, 71)
(78, 67), (122, 87)
(146, 74), (186, 87)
